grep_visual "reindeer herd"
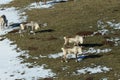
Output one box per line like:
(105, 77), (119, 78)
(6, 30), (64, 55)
(0, 14), (84, 63)
(19, 21), (47, 36)
(62, 35), (84, 62)
(0, 15), (47, 35)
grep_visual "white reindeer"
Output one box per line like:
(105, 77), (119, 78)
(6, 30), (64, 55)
(64, 35), (83, 46)
(19, 21), (47, 35)
(61, 46), (82, 62)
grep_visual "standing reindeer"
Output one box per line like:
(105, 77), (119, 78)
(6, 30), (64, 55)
(61, 46), (83, 62)
(64, 35), (83, 46)
(19, 21), (47, 35)
(61, 35), (84, 62)
(0, 15), (8, 30)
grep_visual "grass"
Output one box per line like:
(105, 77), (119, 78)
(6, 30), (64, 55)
(4, 0), (120, 80)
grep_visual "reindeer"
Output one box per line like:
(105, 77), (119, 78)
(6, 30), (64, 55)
(64, 35), (83, 46)
(19, 21), (47, 36)
(0, 15), (8, 30)
(61, 46), (83, 62)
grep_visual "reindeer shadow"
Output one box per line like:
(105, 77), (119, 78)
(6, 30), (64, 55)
(79, 43), (104, 47)
(35, 29), (55, 33)
(9, 23), (21, 28)
(82, 54), (103, 60)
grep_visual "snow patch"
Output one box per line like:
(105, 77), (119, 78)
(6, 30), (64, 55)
(0, 3), (55, 79)
(0, 0), (13, 5)
(0, 7), (27, 35)
(28, 0), (68, 9)
(0, 7), (27, 25)
(106, 37), (120, 46)
(107, 21), (120, 29)
(0, 38), (56, 80)
(84, 48), (112, 54)
(48, 52), (63, 59)
(73, 65), (111, 75)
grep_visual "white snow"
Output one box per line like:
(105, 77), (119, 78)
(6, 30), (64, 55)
(0, 0), (13, 5)
(0, 7), (27, 35)
(0, 7), (27, 25)
(28, 0), (68, 9)
(106, 37), (120, 46)
(107, 21), (120, 29)
(0, 38), (55, 80)
(0, 27), (19, 35)
(100, 78), (108, 80)
(48, 52), (63, 59)
(93, 29), (109, 36)
(29, 1), (54, 9)
(73, 65), (111, 75)
(97, 20), (120, 30)
(84, 48), (112, 54)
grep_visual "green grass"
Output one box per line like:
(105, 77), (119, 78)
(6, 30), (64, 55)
(4, 0), (120, 80)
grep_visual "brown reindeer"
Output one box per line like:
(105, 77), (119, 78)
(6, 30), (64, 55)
(0, 15), (8, 30)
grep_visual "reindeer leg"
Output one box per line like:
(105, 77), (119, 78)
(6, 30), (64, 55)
(75, 53), (78, 62)
(19, 30), (24, 37)
(63, 53), (68, 63)
(33, 31), (36, 35)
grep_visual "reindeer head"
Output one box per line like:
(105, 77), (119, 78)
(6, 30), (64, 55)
(42, 23), (47, 27)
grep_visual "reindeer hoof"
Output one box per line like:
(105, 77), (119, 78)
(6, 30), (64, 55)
(76, 60), (79, 62)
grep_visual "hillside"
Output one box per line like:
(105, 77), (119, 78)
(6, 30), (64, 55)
(1, 0), (120, 80)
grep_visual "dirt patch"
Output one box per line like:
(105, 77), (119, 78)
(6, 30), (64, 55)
(104, 36), (111, 39)
(28, 46), (38, 51)
(102, 40), (114, 46)
(76, 31), (94, 36)
(43, 78), (53, 80)
(8, 29), (19, 33)
(46, 36), (57, 41)
(85, 77), (94, 80)
(94, 32), (102, 36)
(29, 36), (57, 41)
(29, 37), (41, 40)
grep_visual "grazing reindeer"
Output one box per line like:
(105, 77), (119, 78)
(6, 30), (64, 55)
(61, 46), (82, 62)
(30, 21), (47, 34)
(64, 35), (83, 46)
(0, 15), (8, 30)
(19, 21), (47, 36)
